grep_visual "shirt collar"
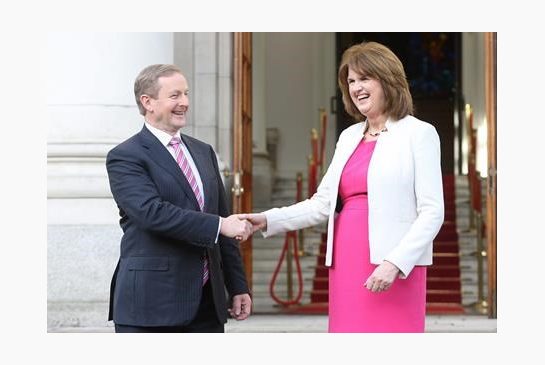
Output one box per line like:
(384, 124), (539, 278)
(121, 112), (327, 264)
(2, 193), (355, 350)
(144, 121), (181, 147)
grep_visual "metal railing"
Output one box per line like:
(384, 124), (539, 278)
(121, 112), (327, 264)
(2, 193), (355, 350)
(466, 104), (488, 315)
(268, 108), (329, 306)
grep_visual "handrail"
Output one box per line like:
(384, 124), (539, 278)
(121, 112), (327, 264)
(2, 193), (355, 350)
(268, 231), (304, 306)
(296, 173), (307, 256)
(308, 108), (328, 196)
(268, 172), (305, 306)
(466, 104), (488, 315)
(268, 107), (328, 306)
(318, 109), (328, 177)
(311, 128), (319, 169)
(307, 153), (317, 198)
(467, 106), (476, 230)
(296, 172), (303, 202)
(470, 129), (482, 214)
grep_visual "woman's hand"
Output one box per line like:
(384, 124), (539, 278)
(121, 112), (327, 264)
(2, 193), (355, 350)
(364, 260), (400, 293)
(237, 213), (267, 233)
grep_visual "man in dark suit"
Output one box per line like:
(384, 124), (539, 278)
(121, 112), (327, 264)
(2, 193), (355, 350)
(106, 64), (252, 333)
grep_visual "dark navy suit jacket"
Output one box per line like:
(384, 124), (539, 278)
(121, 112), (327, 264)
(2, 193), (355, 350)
(106, 126), (249, 327)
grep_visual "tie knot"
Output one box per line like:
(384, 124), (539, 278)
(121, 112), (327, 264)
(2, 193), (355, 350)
(169, 136), (182, 147)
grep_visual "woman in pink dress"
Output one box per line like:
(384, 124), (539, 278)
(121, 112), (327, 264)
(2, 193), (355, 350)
(244, 41), (444, 332)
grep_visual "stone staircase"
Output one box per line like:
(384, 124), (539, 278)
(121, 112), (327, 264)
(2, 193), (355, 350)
(456, 175), (489, 312)
(251, 175), (326, 313)
(250, 174), (489, 314)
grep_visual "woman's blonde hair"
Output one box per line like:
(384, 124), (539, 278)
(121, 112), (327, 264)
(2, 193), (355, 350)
(338, 41), (413, 122)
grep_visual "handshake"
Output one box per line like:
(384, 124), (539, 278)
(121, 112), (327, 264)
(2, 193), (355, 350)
(219, 213), (267, 242)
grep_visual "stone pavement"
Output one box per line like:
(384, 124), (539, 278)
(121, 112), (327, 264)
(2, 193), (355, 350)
(48, 313), (496, 333)
(226, 314), (496, 333)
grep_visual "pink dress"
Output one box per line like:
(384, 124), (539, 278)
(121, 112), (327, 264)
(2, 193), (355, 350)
(328, 139), (427, 333)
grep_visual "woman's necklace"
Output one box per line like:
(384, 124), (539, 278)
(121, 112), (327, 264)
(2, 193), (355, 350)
(367, 127), (388, 137)
(364, 122), (388, 138)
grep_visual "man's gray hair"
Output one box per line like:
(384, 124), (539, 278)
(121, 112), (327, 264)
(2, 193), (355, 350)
(134, 64), (183, 115)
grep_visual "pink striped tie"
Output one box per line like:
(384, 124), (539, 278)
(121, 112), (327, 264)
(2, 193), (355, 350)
(169, 136), (209, 285)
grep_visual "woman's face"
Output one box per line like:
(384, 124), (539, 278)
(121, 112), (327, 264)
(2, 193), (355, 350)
(347, 66), (386, 119)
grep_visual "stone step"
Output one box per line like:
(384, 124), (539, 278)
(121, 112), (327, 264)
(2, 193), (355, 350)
(459, 259), (488, 271)
(252, 235), (324, 246)
(461, 271), (487, 283)
(461, 285), (489, 296)
(251, 299), (312, 313)
(251, 257), (319, 271)
(252, 241), (323, 252)
(253, 250), (321, 261)
(460, 247), (487, 258)
(459, 240), (486, 255)
(252, 290), (313, 302)
(271, 182), (300, 191)
(253, 254), (322, 264)
(252, 239), (324, 256)
(461, 275), (486, 285)
(270, 198), (305, 207)
(252, 255), (320, 265)
(273, 176), (302, 188)
(271, 190), (301, 201)
(252, 287), (314, 301)
(461, 293), (489, 305)
(251, 260), (318, 273)
(253, 231), (325, 242)
(459, 259), (486, 271)
(253, 271), (314, 283)
(251, 285), (313, 296)
(459, 241), (482, 253)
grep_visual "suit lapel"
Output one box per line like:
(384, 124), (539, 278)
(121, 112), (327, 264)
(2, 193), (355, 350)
(138, 127), (201, 210)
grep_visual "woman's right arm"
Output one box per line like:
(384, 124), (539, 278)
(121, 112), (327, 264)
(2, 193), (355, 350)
(255, 132), (346, 237)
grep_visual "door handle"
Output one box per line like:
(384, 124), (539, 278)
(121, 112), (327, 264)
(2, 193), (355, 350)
(232, 170), (244, 196)
(223, 169), (245, 197)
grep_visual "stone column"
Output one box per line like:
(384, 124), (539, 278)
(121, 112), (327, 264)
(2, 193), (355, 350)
(462, 33), (487, 176)
(47, 32), (174, 329)
(252, 33), (273, 207)
(174, 32), (233, 190)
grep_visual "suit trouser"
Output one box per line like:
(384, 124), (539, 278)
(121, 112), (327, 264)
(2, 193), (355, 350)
(114, 281), (224, 333)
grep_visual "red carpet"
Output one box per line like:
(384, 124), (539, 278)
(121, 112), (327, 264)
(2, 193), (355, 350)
(427, 175), (464, 314)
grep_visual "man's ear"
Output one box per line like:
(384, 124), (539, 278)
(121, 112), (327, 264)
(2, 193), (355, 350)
(140, 94), (153, 113)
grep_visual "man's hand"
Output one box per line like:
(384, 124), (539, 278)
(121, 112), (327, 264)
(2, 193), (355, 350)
(238, 213), (267, 233)
(220, 215), (252, 241)
(228, 293), (252, 321)
(364, 260), (400, 293)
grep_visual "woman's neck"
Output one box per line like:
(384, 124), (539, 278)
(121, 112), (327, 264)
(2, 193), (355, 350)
(366, 114), (388, 132)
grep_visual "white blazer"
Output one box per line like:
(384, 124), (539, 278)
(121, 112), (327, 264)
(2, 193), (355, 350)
(262, 115), (444, 278)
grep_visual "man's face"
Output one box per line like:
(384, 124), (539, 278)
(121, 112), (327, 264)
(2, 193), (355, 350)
(146, 73), (189, 134)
